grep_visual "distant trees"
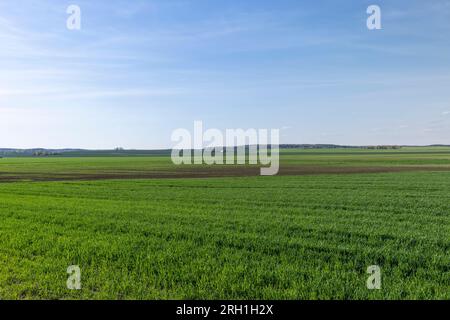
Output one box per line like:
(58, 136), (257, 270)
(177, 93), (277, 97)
(32, 151), (60, 157)
(366, 145), (401, 150)
(279, 144), (402, 150)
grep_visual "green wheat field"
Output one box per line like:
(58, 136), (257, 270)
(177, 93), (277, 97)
(0, 147), (449, 299)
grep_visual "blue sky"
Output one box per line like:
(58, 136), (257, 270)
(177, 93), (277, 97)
(1, 0), (449, 148)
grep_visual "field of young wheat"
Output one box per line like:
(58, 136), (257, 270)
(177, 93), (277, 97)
(0, 148), (449, 299)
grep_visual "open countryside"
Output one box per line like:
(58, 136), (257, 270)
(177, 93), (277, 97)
(0, 147), (449, 299)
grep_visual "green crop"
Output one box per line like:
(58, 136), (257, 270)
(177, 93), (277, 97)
(0, 165), (448, 299)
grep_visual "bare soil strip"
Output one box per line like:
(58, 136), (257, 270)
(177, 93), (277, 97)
(0, 166), (449, 183)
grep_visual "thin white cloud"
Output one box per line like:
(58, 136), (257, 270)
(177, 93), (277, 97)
(0, 87), (187, 99)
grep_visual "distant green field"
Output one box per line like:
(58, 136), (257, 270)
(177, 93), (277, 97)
(0, 147), (449, 179)
(0, 148), (449, 299)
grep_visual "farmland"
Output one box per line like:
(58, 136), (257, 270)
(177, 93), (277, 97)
(0, 147), (449, 299)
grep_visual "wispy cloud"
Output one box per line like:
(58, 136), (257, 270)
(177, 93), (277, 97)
(0, 87), (187, 99)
